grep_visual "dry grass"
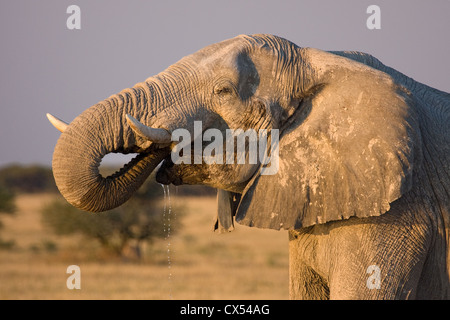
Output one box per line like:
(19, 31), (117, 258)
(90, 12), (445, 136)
(0, 192), (289, 300)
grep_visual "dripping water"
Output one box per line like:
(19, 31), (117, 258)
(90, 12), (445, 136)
(161, 184), (174, 299)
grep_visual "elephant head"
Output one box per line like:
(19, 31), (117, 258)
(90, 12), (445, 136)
(48, 34), (421, 231)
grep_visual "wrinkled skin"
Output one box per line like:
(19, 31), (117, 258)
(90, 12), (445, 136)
(49, 34), (450, 299)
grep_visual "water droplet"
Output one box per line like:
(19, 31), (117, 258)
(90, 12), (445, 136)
(161, 184), (176, 299)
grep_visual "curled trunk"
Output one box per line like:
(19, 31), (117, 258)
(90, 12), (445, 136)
(52, 82), (170, 212)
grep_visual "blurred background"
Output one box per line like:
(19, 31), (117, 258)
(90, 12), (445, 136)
(0, 0), (449, 299)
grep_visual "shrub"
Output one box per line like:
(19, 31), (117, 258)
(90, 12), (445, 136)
(41, 181), (182, 259)
(0, 184), (15, 214)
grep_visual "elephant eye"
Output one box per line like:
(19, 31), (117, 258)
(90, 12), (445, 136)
(216, 87), (230, 95)
(214, 84), (235, 96)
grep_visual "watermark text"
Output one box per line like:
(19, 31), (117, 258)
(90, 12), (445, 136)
(171, 121), (279, 175)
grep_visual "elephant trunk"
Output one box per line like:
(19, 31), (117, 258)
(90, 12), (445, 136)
(52, 81), (171, 212)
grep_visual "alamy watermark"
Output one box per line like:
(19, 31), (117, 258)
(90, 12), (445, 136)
(67, 5), (381, 31)
(170, 121), (279, 175)
(66, 265), (81, 289)
(366, 264), (381, 290)
(366, 5), (381, 30)
(66, 5), (81, 30)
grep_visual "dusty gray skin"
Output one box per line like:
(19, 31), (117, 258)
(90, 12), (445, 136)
(49, 34), (450, 299)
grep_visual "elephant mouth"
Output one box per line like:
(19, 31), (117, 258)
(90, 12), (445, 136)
(156, 156), (212, 186)
(156, 157), (183, 185)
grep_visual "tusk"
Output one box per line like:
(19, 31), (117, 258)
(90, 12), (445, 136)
(126, 114), (172, 144)
(47, 113), (69, 133)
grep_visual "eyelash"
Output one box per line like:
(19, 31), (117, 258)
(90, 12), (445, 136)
(214, 81), (239, 101)
(214, 86), (233, 95)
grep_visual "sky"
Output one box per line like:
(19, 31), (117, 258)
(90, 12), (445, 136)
(1, 0), (449, 167)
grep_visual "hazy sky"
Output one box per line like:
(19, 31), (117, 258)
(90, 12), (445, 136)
(1, 0), (449, 166)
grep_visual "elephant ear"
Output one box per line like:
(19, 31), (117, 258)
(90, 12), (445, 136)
(214, 189), (241, 233)
(236, 51), (422, 230)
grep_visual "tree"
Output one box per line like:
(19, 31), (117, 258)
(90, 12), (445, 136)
(0, 165), (57, 194)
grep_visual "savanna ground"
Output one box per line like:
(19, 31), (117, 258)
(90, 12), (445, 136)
(0, 192), (289, 299)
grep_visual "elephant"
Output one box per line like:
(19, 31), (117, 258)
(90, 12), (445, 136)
(47, 34), (450, 299)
